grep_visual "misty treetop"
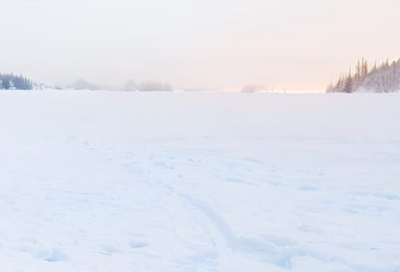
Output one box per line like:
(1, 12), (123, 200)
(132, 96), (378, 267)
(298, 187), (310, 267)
(327, 58), (400, 93)
(0, 73), (34, 90)
(124, 79), (172, 92)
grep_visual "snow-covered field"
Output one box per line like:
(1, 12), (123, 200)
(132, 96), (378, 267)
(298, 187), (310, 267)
(0, 90), (399, 272)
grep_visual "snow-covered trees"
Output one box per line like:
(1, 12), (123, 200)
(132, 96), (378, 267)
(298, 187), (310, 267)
(124, 80), (172, 91)
(241, 85), (266, 93)
(72, 79), (98, 90)
(327, 58), (400, 93)
(0, 73), (34, 90)
(124, 79), (138, 91)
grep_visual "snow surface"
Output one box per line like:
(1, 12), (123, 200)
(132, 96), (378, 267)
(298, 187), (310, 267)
(0, 90), (399, 272)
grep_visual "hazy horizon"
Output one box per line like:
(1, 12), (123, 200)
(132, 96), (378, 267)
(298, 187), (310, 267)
(1, 0), (400, 91)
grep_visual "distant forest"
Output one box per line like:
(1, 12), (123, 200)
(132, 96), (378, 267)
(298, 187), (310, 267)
(70, 79), (173, 91)
(327, 58), (400, 93)
(0, 73), (34, 90)
(124, 79), (172, 92)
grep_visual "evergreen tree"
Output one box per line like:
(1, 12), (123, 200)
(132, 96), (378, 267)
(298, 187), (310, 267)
(0, 73), (34, 90)
(327, 58), (400, 93)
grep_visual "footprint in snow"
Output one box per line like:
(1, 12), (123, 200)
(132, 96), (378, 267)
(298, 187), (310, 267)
(129, 240), (149, 249)
(99, 244), (120, 255)
(374, 192), (399, 201)
(34, 248), (67, 262)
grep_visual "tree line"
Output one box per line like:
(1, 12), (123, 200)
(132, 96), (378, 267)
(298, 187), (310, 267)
(327, 58), (400, 93)
(124, 79), (172, 92)
(0, 73), (34, 90)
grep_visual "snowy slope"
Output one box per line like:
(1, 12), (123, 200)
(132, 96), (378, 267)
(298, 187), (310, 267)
(0, 91), (399, 272)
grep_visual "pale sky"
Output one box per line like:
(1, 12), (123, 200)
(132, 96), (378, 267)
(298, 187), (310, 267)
(1, 0), (400, 90)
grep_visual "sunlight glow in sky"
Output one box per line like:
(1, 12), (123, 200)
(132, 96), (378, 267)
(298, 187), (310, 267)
(1, 0), (400, 90)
